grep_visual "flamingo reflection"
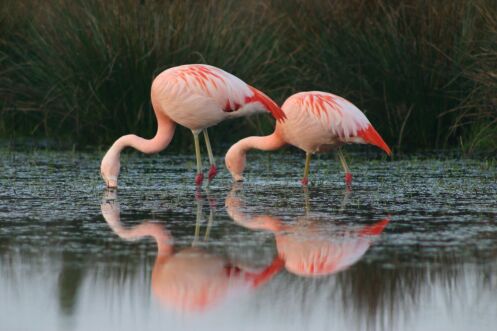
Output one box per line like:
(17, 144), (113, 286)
(101, 190), (283, 313)
(225, 186), (389, 277)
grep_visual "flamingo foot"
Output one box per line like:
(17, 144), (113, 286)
(301, 177), (309, 186)
(195, 173), (204, 186)
(345, 173), (352, 189)
(208, 165), (218, 182)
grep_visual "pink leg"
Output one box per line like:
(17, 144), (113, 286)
(337, 148), (352, 189)
(203, 130), (217, 183)
(345, 172), (352, 190)
(301, 152), (311, 186)
(208, 165), (217, 182)
(301, 177), (309, 186)
(195, 173), (204, 186)
(193, 131), (204, 187)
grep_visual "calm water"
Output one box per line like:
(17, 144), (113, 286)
(0, 149), (496, 331)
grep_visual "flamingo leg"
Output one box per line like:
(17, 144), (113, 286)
(203, 129), (217, 182)
(193, 131), (204, 186)
(301, 152), (312, 186)
(337, 148), (352, 188)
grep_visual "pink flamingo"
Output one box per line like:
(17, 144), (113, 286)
(100, 64), (286, 188)
(101, 191), (283, 312)
(225, 188), (389, 277)
(225, 91), (391, 186)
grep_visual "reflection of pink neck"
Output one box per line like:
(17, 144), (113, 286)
(227, 196), (390, 278)
(226, 195), (284, 232)
(103, 211), (173, 257)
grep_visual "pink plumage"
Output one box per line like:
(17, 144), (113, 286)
(153, 64), (286, 128)
(225, 91), (391, 186)
(225, 190), (390, 277)
(278, 91), (390, 154)
(100, 64), (285, 188)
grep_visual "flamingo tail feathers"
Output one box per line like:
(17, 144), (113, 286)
(357, 125), (392, 155)
(247, 86), (286, 122)
(249, 256), (285, 288)
(359, 218), (390, 236)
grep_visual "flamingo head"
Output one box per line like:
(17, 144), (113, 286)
(100, 149), (120, 188)
(225, 144), (246, 182)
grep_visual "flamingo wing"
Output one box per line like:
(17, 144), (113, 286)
(160, 64), (285, 121)
(286, 92), (390, 154)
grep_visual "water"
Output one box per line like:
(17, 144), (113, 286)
(1, 149), (496, 331)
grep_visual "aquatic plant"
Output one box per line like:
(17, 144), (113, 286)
(0, 0), (496, 153)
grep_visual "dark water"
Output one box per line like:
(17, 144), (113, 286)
(1, 149), (496, 331)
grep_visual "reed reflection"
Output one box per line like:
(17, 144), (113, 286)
(100, 189), (283, 313)
(225, 185), (389, 277)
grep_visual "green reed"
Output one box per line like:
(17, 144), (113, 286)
(1, 0), (496, 153)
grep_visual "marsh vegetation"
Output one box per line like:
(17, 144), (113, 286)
(1, 0), (496, 152)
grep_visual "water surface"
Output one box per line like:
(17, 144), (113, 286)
(0, 149), (496, 331)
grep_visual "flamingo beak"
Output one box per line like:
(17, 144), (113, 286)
(101, 173), (118, 188)
(233, 174), (244, 182)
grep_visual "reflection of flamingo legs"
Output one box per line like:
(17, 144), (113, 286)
(193, 191), (216, 245)
(302, 186), (350, 215)
(193, 196), (202, 245)
(303, 186), (311, 215)
(204, 202), (215, 240)
(339, 189), (352, 212)
(101, 189), (283, 313)
(226, 186), (390, 277)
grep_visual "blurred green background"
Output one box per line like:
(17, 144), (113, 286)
(1, 0), (496, 153)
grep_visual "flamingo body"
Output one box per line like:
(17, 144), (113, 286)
(277, 92), (390, 154)
(225, 91), (391, 185)
(153, 65), (285, 130)
(100, 64), (285, 188)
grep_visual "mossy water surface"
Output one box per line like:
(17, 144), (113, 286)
(0, 149), (496, 331)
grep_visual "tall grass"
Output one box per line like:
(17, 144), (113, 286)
(283, 0), (497, 151)
(1, 0), (496, 153)
(0, 0), (295, 149)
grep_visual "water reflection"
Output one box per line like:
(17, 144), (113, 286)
(101, 189), (283, 313)
(225, 185), (389, 277)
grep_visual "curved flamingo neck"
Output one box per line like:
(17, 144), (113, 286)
(112, 113), (176, 155)
(237, 130), (286, 153)
(101, 110), (176, 188)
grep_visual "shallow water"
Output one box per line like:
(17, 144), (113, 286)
(1, 149), (496, 331)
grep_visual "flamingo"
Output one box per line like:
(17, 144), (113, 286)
(225, 91), (391, 186)
(101, 190), (283, 312)
(225, 186), (389, 277)
(100, 64), (286, 188)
